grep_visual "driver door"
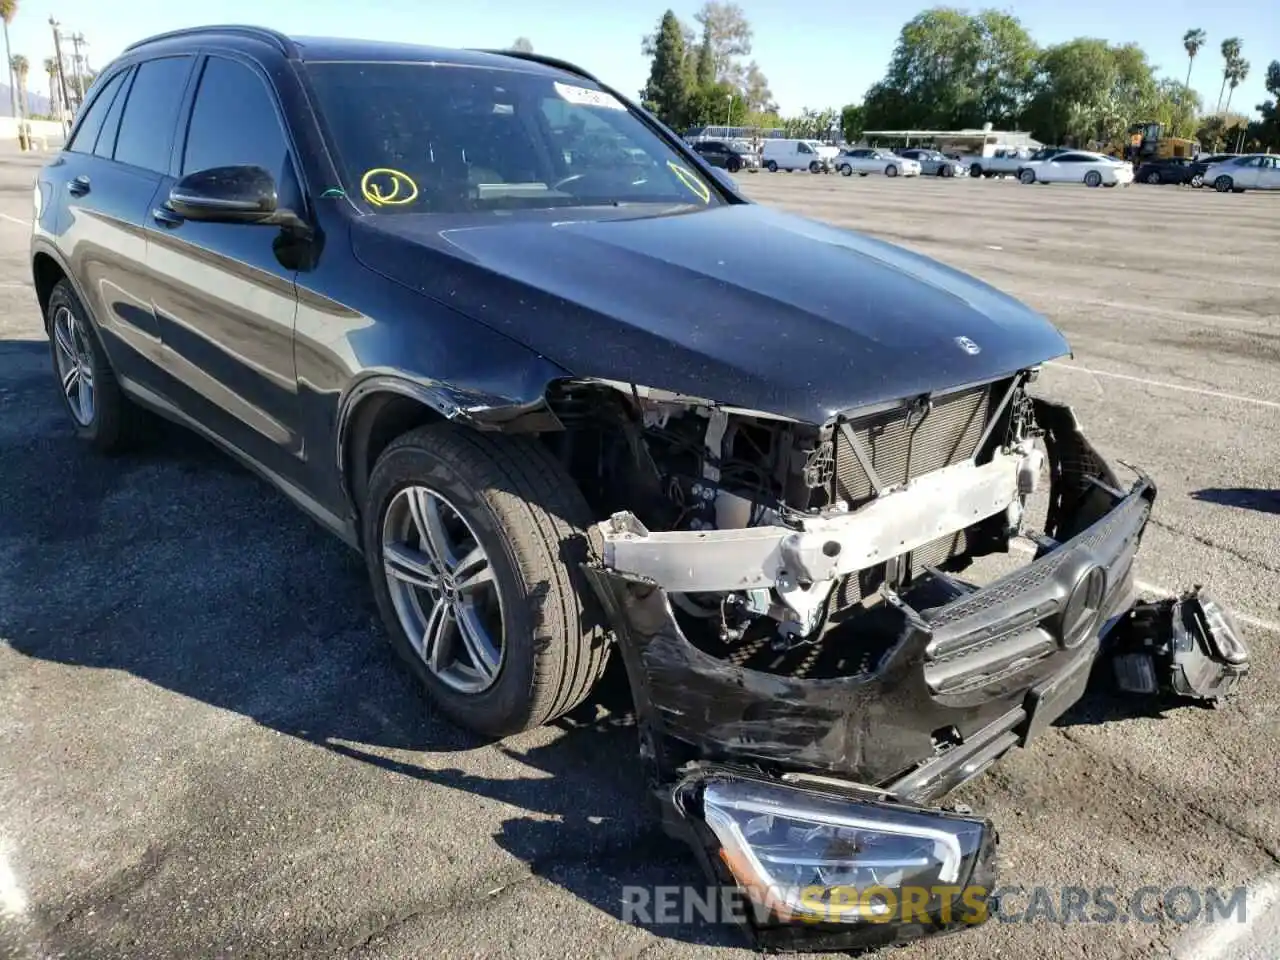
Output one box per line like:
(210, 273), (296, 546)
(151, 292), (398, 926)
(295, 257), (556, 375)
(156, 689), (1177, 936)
(1230, 157), (1263, 188)
(143, 52), (306, 481)
(1256, 156), (1280, 189)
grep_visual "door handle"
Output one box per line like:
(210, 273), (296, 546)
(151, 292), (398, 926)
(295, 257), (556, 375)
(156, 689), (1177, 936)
(68, 175), (90, 197)
(152, 207), (184, 228)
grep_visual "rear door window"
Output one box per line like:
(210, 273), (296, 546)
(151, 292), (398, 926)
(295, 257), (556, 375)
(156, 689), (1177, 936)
(113, 56), (195, 173)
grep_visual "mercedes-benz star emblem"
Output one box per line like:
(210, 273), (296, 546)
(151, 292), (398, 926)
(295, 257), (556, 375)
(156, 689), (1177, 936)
(954, 336), (981, 355)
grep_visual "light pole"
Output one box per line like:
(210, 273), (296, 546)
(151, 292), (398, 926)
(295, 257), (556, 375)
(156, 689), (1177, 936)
(724, 93), (733, 132)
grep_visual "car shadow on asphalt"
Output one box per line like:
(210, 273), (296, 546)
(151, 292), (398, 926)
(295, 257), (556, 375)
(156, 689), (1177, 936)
(0, 337), (746, 950)
(1191, 487), (1280, 515)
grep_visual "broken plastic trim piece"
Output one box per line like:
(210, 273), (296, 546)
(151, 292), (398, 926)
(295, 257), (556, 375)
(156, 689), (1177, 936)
(662, 768), (997, 952)
(1109, 587), (1250, 702)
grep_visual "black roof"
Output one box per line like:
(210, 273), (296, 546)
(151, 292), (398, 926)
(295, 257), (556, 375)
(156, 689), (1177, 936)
(123, 25), (596, 81)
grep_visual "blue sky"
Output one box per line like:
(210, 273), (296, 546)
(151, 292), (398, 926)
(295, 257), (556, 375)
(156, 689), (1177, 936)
(4, 0), (1275, 120)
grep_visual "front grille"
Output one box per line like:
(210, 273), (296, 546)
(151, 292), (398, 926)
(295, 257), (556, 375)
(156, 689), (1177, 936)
(832, 385), (992, 507)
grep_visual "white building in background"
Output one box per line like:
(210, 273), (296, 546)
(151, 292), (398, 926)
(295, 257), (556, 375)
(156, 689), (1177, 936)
(860, 122), (1042, 156)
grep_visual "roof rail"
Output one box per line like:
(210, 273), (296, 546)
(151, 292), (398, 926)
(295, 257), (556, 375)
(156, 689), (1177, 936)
(123, 25), (295, 56)
(471, 49), (597, 83)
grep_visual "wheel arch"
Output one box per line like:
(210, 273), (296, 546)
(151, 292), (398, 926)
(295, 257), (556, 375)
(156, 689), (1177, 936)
(31, 244), (83, 332)
(336, 373), (565, 533)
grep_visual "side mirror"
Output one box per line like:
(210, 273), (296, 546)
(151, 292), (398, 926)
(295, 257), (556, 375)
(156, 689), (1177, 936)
(708, 166), (737, 191)
(168, 165), (280, 224)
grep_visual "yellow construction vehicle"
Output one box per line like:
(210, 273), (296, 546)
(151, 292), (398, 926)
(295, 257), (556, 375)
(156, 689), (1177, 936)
(1099, 122), (1199, 164)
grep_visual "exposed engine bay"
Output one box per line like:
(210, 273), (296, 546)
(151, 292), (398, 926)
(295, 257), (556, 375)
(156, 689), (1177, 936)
(547, 370), (1047, 667)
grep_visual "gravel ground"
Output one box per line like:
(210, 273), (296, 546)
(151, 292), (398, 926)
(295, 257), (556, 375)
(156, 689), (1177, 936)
(2, 152), (1278, 960)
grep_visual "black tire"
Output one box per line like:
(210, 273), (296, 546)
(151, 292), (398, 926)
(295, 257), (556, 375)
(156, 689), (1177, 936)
(1019, 168), (1035, 184)
(809, 161), (821, 173)
(1214, 175), (1233, 192)
(726, 157), (741, 173)
(941, 164), (954, 178)
(839, 163), (852, 176)
(45, 279), (146, 454)
(766, 160), (778, 172)
(1145, 171), (1162, 184)
(885, 164), (898, 177)
(1190, 174), (1204, 188)
(968, 164), (983, 178)
(363, 424), (610, 738)
(1084, 171), (1102, 188)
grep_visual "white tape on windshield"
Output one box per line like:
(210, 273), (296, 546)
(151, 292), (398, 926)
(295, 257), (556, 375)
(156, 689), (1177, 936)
(554, 81), (625, 110)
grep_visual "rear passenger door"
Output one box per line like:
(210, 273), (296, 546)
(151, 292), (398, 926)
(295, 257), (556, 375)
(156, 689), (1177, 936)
(143, 53), (306, 478)
(56, 57), (194, 384)
(1257, 156), (1280, 189)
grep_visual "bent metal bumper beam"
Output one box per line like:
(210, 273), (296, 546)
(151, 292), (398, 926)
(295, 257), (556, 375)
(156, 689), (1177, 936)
(597, 451), (1027, 593)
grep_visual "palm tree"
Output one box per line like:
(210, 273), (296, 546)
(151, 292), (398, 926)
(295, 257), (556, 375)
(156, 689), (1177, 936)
(1216, 37), (1241, 113)
(10, 53), (27, 118)
(0, 0), (18, 122)
(43, 56), (58, 117)
(1223, 58), (1250, 116)
(1182, 29), (1206, 98)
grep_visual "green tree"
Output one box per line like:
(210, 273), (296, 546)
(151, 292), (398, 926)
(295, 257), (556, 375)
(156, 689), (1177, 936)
(841, 103), (865, 142)
(642, 10), (689, 127)
(1223, 57), (1248, 115)
(9, 51), (25, 116)
(694, 29), (714, 87)
(1250, 60), (1280, 150)
(685, 81), (743, 126)
(861, 8), (1036, 130)
(1181, 28), (1206, 95)
(1022, 38), (1157, 144)
(1215, 37), (1241, 112)
(0, 0), (17, 122)
(694, 1), (753, 83)
(510, 37), (533, 54)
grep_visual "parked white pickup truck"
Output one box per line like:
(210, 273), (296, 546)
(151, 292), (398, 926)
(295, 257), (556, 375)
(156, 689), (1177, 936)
(964, 148), (1032, 179)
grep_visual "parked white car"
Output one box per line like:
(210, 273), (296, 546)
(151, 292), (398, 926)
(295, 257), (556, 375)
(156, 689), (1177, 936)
(1202, 154), (1280, 192)
(761, 139), (835, 173)
(833, 148), (922, 178)
(1017, 151), (1134, 187)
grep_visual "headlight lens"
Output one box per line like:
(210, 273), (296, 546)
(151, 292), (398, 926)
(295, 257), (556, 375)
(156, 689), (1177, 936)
(701, 779), (989, 925)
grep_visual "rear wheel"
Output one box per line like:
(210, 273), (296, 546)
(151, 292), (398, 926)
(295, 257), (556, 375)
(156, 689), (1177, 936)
(1019, 168), (1035, 184)
(1190, 174), (1204, 188)
(809, 160), (821, 173)
(1145, 171), (1162, 184)
(968, 164), (983, 178)
(766, 160), (778, 172)
(941, 164), (954, 178)
(1084, 170), (1102, 188)
(726, 156), (741, 173)
(364, 424), (610, 737)
(839, 163), (852, 176)
(885, 164), (898, 177)
(1214, 175), (1233, 192)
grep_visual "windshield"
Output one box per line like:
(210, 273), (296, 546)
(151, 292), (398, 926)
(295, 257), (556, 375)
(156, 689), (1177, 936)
(305, 61), (723, 214)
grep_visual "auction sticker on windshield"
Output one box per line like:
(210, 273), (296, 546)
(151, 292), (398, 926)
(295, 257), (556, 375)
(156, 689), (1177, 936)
(554, 81), (625, 110)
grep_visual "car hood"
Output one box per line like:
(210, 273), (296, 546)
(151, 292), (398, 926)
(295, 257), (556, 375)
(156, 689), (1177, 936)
(352, 203), (1070, 424)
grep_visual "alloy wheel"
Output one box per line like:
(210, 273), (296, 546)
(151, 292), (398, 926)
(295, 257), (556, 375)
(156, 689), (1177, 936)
(51, 305), (94, 426)
(381, 485), (504, 694)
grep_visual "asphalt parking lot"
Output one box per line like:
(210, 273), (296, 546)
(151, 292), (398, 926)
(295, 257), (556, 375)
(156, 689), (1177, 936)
(2, 151), (1278, 960)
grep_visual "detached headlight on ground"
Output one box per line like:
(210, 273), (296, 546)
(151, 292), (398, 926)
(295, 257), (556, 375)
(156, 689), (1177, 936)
(697, 778), (992, 926)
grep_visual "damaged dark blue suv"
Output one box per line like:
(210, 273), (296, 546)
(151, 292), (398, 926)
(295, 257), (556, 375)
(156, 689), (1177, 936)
(30, 25), (1248, 952)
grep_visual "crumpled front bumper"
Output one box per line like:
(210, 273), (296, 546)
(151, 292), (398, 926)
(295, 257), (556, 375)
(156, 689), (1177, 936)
(580, 402), (1170, 951)
(583, 472), (1153, 795)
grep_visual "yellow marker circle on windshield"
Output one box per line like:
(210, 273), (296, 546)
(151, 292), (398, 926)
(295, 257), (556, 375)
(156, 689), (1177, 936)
(667, 161), (711, 204)
(360, 168), (419, 207)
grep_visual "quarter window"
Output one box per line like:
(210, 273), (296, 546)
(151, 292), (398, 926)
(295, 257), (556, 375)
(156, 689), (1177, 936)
(114, 56), (194, 172)
(66, 69), (126, 154)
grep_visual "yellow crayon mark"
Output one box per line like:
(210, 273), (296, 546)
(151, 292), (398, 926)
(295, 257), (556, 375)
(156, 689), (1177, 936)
(666, 161), (711, 204)
(360, 168), (420, 207)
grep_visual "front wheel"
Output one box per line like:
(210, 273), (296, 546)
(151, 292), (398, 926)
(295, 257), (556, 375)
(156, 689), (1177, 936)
(885, 164), (899, 177)
(726, 157), (741, 173)
(766, 160), (778, 172)
(1019, 168), (1035, 184)
(1190, 174), (1204, 188)
(839, 164), (852, 176)
(1084, 171), (1102, 188)
(941, 165), (954, 178)
(364, 424), (610, 737)
(45, 279), (147, 453)
(809, 161), (821, 173)
(968, 164), (983, 178)
(1214, 175), (1233, 192)
(1145, 171), (1162, 184)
